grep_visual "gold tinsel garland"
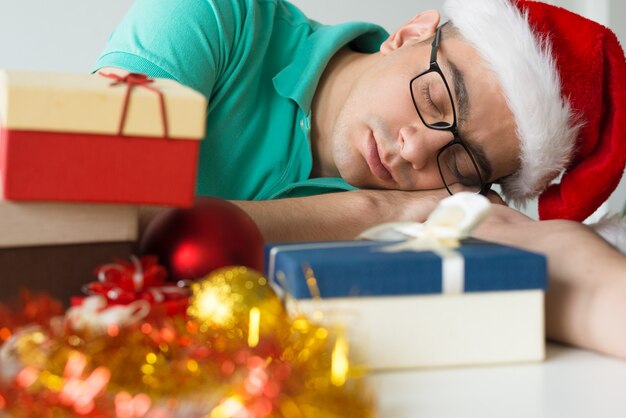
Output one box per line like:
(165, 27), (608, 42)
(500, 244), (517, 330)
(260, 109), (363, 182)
(0, 266), (374, 417)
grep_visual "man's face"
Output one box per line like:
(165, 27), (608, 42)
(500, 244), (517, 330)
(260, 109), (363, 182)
(329, 31), (520, 191)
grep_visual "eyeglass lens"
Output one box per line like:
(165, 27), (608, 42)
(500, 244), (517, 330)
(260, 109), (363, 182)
(410, 71), (455, 127)
(412, 71), (483, 192)
(438, 143), (483, 192)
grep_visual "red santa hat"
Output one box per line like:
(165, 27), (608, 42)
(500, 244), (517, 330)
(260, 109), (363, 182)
(444, 0), (626, 221)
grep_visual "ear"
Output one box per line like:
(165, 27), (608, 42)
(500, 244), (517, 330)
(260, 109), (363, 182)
(380, 10), (441, 54)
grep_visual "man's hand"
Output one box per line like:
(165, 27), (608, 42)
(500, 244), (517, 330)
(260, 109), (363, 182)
(472, 204), (626, 361)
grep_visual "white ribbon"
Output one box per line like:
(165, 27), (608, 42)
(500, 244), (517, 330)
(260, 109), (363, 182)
(65, 296), (150, 333)
(357, 193), (492, 294)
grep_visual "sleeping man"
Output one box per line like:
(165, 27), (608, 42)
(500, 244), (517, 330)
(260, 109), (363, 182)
(95, 0), (626, 360)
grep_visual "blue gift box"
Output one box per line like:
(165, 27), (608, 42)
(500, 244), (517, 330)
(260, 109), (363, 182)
(265, 238), (548, 369)
(264, 238), (547, 299)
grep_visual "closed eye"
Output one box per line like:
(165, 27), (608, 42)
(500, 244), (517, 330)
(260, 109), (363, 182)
(420, 84), (442, 118)
(441, 145), (482, 186)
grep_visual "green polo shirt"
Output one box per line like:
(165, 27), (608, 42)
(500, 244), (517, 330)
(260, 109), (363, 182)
(94, 0), (388, 200)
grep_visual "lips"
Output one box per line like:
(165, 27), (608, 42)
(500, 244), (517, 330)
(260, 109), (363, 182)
(365, 132), (393, 182)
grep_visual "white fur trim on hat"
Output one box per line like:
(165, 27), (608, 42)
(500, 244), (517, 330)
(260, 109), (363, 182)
(444, 0), (580, 204)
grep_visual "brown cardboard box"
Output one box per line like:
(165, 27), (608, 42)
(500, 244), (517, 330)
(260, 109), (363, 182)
(0, 241), (135, 305)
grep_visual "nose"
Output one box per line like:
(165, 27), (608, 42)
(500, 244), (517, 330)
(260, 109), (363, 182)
(399, 125), (453, 171)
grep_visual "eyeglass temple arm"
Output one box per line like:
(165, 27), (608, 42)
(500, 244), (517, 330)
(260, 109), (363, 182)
(480, 183), (493, 197)
(430, 26), (443, 64)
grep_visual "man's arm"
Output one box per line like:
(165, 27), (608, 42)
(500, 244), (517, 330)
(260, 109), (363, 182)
(139, 188), (482, 242)
(229, 189), (448, 242)
(230, 184), (503, 242)
(473, 205), (626, 360)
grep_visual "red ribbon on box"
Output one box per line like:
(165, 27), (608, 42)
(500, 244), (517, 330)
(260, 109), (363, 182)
(72, 255), (190, 316)
(99, 72), (169, 138)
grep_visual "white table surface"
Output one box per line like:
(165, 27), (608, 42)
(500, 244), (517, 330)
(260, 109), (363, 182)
(370, 343), (626, 418)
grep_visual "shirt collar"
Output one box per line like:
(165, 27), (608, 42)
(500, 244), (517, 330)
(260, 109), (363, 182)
(273, 22), (389, 113)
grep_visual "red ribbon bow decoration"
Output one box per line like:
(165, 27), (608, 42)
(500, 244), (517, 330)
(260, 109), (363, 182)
(77, 256), (190, 316)
(98, 72), (169, 138)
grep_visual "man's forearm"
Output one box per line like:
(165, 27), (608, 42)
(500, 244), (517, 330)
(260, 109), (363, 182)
(142, 184), (500, 244)
(229, 189), (444, 242)
(473, 206), (626, 359)
(139, 189), (449, 243)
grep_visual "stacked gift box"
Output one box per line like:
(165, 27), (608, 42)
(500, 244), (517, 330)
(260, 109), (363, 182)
(0, 69), (207, 303)
(0, 200), (138, 303)
(265, 237), (547, 370)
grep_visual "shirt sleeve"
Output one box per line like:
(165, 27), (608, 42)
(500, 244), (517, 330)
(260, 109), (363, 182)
(269, 177), (358, 199)
(93, 0), (247, 100)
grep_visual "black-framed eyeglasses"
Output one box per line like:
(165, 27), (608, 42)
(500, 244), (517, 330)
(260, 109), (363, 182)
(409, 24), (490, 196)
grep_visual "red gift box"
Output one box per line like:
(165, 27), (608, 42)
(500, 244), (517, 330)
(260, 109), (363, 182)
(0, 70), (207, 207)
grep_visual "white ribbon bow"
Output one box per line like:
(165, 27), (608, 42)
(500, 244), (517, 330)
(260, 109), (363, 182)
(65, 296), (150, 333)
(357, 193), (491, 294)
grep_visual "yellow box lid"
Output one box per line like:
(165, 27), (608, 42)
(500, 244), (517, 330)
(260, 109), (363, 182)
(0, 69), (207, 140)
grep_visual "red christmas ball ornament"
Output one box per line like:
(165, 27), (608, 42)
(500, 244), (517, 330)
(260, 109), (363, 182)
(139, 198), (264, 281)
